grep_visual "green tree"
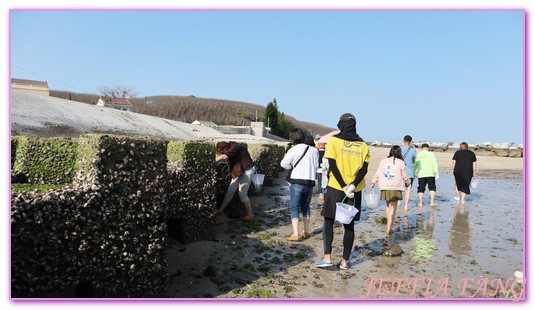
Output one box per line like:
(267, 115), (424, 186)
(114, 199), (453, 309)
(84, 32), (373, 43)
(276, 112), (294, 139)
(261, 98), (295, 139)
(264, 98), (279, 130)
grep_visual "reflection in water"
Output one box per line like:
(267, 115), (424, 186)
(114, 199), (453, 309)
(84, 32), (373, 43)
(448, 203), (472, 257)
(408, 207), (437, 261)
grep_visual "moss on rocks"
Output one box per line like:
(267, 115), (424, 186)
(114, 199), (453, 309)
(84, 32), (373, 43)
(12, 136), (78, 184)
(248, 144), (286, 186)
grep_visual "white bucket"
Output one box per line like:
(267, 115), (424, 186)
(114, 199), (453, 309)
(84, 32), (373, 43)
(364, 189), (379, 208)
(335, 197), (359, 224)
(470, 177), (478, 189)
(251, 174), (265, 187)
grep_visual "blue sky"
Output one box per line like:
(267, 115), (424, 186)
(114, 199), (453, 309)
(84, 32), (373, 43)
(10, 9), (525, 143)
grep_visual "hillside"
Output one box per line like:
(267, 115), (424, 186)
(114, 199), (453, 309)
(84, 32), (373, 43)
(50, 90), (335, 136)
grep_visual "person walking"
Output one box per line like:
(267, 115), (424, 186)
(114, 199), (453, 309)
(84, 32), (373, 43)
(400, 135), (417, 212)
(316, 113), (370, 270)
(280, 128), (319, 241)
(215, 141), (256, 221)
(452, 142), (477, 204)
(414, 143), (439, 207)
(316, 141), (327, 204)
(370, 146), (411, 236)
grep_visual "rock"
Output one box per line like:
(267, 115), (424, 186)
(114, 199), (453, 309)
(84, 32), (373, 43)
(383, 244), (403, 257)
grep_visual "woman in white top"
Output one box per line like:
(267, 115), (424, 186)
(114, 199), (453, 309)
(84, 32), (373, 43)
(280, 128), (319, 241)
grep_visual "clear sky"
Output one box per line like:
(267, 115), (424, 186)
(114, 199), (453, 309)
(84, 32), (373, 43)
(10, 10), (524, 144)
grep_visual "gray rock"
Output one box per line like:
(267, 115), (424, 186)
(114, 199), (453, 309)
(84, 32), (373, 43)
(383, 244), (403, 257)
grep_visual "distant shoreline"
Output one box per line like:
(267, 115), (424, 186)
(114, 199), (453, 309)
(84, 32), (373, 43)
(366, 146), (523, 184)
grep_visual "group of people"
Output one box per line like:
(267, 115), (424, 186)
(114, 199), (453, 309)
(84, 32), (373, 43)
(214, 112), (477, 270)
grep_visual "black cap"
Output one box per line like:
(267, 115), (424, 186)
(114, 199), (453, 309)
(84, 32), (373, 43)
(421, 143), (430, 148)
(339, 113), (356, 121)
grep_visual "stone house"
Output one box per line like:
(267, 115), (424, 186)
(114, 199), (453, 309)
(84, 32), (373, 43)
(11, 78), (50, 96)
(96, 97), (132, 112)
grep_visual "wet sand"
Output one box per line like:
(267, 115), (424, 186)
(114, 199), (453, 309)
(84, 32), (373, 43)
(166, 150), (524, 299)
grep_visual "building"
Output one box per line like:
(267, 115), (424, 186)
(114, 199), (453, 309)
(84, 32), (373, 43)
(11, 78), (50, 96)
(96, 97), (132, 112)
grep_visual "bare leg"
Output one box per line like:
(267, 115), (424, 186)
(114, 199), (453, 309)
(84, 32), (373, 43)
(291, 219), (299, 237)
(430, 191), (436, 206)
(303, 216), (310, 235)
(242, 200), (254, 221)
(386, 201), (395, 235)
(418, 192), (424, 207)
(216, 194), (233, 214)
(461, 192), (467, 204)
(404, 187), (411, 212)
(391, 200), (398, 231)
(454, 185), (460, 201)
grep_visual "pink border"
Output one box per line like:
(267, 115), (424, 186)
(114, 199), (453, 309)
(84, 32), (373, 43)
(7, 8), (528, 304)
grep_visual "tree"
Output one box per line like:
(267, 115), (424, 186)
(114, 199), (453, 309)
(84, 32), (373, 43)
(264, 98), (279, 130)
(276, 112), (294, 139)
(263, 98), (294, 139)
(97, 86), (138, 99)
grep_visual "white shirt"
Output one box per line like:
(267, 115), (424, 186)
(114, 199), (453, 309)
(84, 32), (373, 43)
(280, 144), (319, 182)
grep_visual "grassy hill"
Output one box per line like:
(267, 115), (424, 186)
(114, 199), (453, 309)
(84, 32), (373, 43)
(50, 90), (335, 137)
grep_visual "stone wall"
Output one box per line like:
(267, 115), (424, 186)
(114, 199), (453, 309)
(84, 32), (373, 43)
(167, 141), (217, 243)
(10, 135), (287, 298)
(12, 134), (169, 298)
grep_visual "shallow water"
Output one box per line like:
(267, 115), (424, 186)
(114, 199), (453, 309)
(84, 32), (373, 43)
(303, 172), (525, 299)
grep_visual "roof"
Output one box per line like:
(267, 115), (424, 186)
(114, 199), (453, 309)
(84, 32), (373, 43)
(11, 78), (49, 88)
(98, 96), (132, 107)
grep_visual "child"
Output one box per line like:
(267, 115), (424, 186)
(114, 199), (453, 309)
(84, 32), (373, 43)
(371, 145), (411, 236)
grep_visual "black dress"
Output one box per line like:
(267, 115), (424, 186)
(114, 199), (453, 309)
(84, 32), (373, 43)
(452, 150), (477, 194)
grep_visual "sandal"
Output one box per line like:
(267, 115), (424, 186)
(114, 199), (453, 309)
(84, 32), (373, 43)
(315, 260), (333, 268)
(300, 232), (311, 239)
(339, 260), (351, 270)
(242, 215), (255, 222)
(287, 235), (300, 242)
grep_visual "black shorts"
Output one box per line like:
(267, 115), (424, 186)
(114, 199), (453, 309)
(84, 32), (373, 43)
(418, 177), (436, 193)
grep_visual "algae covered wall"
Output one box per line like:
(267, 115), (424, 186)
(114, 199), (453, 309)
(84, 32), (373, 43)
(10, 135), (286, 298)
(12, 134), (169, 298)
(11, 136), (78, 184)
(248, 144), (286, 187)
(167, 141), (217, 243)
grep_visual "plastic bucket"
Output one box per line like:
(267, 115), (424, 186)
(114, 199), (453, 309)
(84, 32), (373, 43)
(251, 174), (265, 187)
(335, 197), (359, 224)
(364, 189), (379, 208)
(470, 177), (478, 189)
